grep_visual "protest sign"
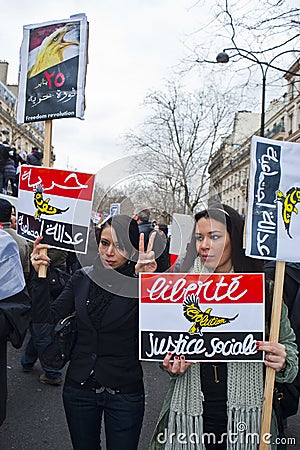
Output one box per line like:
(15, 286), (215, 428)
(169, 213), (194, 267)
(17, 165), (95, 253)
(246, 135), (300, 262)
(139, 272), (265, 362)
(244, 136), (299, 449)
(17, 13), (88, 124)
(110, 203), (120, 216)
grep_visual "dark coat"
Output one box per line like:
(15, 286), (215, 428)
(138, 222), (170, 272)
(0, 144), (9, 172)
(32, 268), (142, 388)
(0, 290), (31, 426)
(3, 156), (16, 179)
(27, 151), (43, 166)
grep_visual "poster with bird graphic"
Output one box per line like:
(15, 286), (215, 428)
(17, 13), (88, 124)
(246, 136), (300, 262)
(17, 165), (95, 253)
(139, 272), (265, 362)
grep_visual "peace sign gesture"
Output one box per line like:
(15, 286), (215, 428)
(135, 232), (157, 274)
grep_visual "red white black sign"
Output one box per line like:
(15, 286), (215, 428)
(139, 272), (265, 362)
(17, 165), (95, 253)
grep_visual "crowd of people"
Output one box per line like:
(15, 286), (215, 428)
(0, 200), (299, 449)
(0, 141), (43, 196)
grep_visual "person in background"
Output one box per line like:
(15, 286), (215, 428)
(26, 147), (43, 166)
(9, 205), (17, 230)
(3, 145), (17, 196)
(150, 204), (298, 450)
(133, 208), (170, 272)
(29, 214), (157, 450)
(0, 230), (31, 426)
(0, 199), (30, 283)
(14, 150), (27, 194)
(0, 141), (8, 194)
(155, 222), (170, 268)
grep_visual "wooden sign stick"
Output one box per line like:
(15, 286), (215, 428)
(38, 120), (52, 278)
(259, 260), (286, 450)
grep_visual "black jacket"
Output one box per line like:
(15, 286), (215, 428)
(0, 144), (9, 172)
(0, 289), (31, 426)
(26, 151), (43, 166)
(32, 269), (143, 388)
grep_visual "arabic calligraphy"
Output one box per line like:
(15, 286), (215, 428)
(256, 146), (279, 206)
(251, 141), (281, 258)
(21, 168), (88, 192)
(17, 213), (86, 251)
(18, 213), (44, 240)
(28, 87), (76, 108)
(45, 222), (83, 246)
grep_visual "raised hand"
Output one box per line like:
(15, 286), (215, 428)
(135, 232), (157, 274)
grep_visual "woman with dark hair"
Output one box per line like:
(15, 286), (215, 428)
(150, 204), (298, 450)
(181, 204), (263, 274)
(30, 215), (157, 450)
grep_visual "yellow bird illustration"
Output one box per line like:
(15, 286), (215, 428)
(28, 25), (79, 78)
(34, 186), (69, 220)
(275, 187), (300, 238)
(183, 294), (238, 335)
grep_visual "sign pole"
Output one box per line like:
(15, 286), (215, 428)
(38, 120), (52, 278)
(259, 260), (286, 449)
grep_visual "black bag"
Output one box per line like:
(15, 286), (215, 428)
(264, 273), (300, 423)
(48, 267), (71, 300)
(41, 312), (77, 370)
(273, 379), (300, 436)
(274, 379), (300, 421)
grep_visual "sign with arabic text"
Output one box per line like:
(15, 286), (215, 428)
(139, 272), (264, 362)
(110, 203), (120, 216)
(17, 166), (95, 253)
(246, 136), (300, 262)
(17, 14), (88, 124)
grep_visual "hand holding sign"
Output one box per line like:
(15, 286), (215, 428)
(257, 340), (287, 373)
(30, 236), (51, 275)
(162, 353), (194, 375)
(135, 232), (157, 274)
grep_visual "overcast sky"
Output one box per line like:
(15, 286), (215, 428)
(1, 0), (205, 174)
(2, 1), (298, 176)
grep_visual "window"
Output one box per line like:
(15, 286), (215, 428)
(290, 81), (295, 101)
(289, 113), (294, 135)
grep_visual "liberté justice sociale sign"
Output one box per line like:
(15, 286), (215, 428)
(139, 273), (265, 362)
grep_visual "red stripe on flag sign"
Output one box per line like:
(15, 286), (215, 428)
(19, 166), (95, 201)
(140, 273), (264, 304)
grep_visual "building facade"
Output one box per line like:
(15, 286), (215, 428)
(209, 58), (300, 216)
(0, 61), (48, 159)
(285, 59), (300, 143)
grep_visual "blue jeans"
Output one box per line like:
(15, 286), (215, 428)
(63, 382), (145, 450)
(21, 324), (62, 380)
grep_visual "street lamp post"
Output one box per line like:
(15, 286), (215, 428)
(216, 48), (300, 137)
